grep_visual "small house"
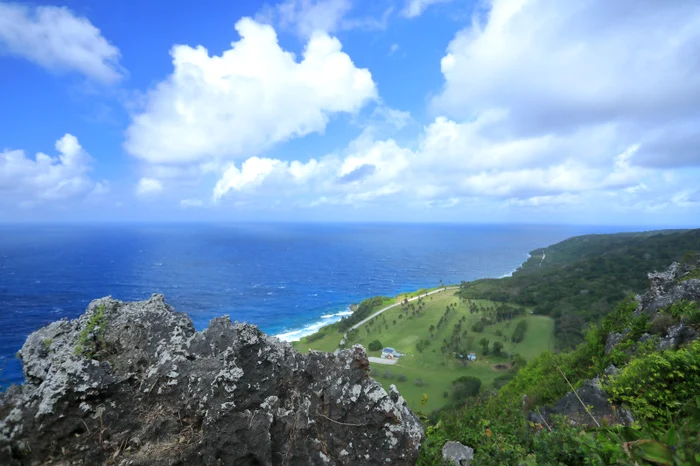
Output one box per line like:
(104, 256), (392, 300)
(381, 347), (402, 359)
(467, 352), (477, 361)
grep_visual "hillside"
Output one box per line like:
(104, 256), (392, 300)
(459, 229), (700, 348)
(293, 289), (555, 412)
(421, 257), (700, 465)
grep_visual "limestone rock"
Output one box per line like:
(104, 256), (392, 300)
(635, 261), (700, 316)
(442, 441), (474, 466)
(605, 329), (629, 354)
(659, 322), (698, 351)
(0, 295), (423, 465)
(539, 378), (634, 428)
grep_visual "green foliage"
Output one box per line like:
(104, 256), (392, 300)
(303, 331), (326, 343)
(679, 267), (700, 282)
(337, 296), (392, 332)
(451, 375), (482, 402)
(419, 395), (531, 465)
(650, 313), (677, 336)
(666, 300), (700, 327)
(74, 304), (107, 359)
(528, 419), (630, 465)
(42, 339), (53, 351)
(479, 338), (490, 355)
(511, 320), (528, 343)
(609, 340), (700, 425)
(492, 341), (504, 356)
(458, 229), (700, 348)
(471, 320), (485, 332)
(367, 339), (383, 351)
(416, 338), (431, 353)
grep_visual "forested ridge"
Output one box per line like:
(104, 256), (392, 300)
(422, 248), (700, 465)
(458, 229), (700, 348)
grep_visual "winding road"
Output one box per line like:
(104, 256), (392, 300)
(349, 286), (457, 331)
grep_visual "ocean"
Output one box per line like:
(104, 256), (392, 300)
(0, 223), (633, 386)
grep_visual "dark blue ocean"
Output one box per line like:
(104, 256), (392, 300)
(0, 223), (636, 387)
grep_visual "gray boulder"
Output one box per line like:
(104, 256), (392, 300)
(635, 261), (700, 316)
(539, 378), (634, 428)
(0, 294), (423, 465)
(605, 329), (629, 354)
(442, 441), (474, 465)
(659, 322), (698, 350)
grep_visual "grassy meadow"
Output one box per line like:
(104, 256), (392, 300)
(293, 288), (554, 412)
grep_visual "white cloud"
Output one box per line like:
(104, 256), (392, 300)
(125, 18), (376, 166)
(0, 2), (123, 83)
(0, 134), (102, 204)
(389, 43), (399, 55)
(433, 0), (700, 134)
(136, 178), (163, 197)
(263, 0), (393, 37)
(402, 0), (453, 18)
(277, 0), (352, 37)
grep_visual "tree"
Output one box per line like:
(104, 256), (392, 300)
(451, 375), (482, 401)
(368, 340), (383, 351)
(479, 338), (490, 355)
(492, 341), (504, 356)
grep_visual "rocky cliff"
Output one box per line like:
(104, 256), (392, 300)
(0, 295), (423, 465)
(531, 258), (699, 429)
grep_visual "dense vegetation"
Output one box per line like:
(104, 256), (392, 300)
(336, 295), (392, 332)
(458, 229), (700, 348)
(421, 274), (700, 465)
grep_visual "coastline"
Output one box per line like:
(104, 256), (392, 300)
(275, 260), (526, 343)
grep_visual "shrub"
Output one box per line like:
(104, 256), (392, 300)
(511, 320), (528, 343)
(479, 338), (490, 355)
(75, 304), (107, 359)
(383, 370), (394, 379)
(368, 339), (383, 351)
(492, 341), (504, 356)
(451, 375), (481, 401)
(369, 368), (379, 377)
(495, 329), (503, 337)
(414, 378), (424, 387)
(493, 373), (515, 389)
(609, 340), (700, 424)
(666, 300), (700, 327)
(303, 331), (325, 343)
(397, 374), (407, 382)
(650, 313), (677, 336)
(471, 321), (485, 333)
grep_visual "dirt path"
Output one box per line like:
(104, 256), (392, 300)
(349, 286), (457, 332)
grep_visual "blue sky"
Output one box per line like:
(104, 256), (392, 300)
(1, 0), (700, 225)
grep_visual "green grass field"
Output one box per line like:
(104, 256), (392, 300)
(293, 289), (554, 412)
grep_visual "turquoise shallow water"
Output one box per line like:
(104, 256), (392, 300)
(0, 223), (634, 386)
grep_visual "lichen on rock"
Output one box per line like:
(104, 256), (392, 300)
(0, 294), (423, 465)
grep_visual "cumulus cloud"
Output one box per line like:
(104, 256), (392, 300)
(0, 134), (103, 204)
(402, 0), (453, 18)
(205, 0), (700, 215)
(136, 178), (163, 197)
(433, 0), (700, 129)
(0, 2), (123, 83)
(125, 18), (376, 166)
